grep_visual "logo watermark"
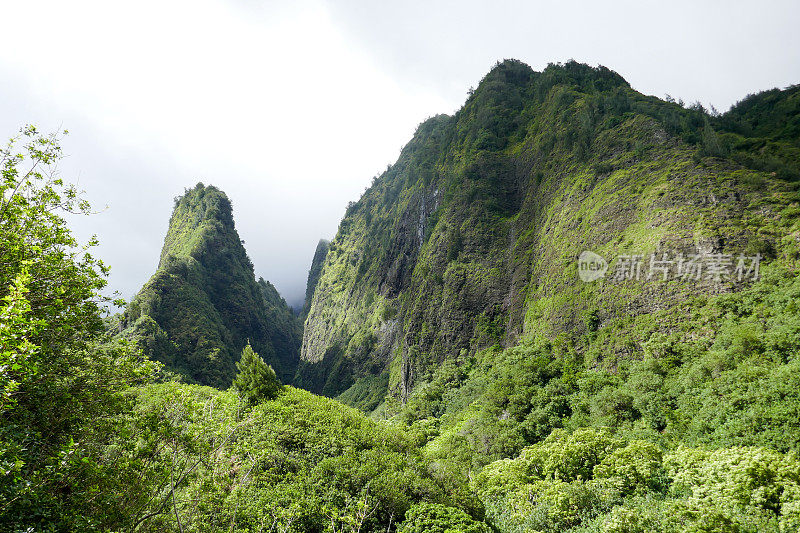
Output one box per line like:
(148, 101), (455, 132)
(578, 251), (609, 282)
(578, 250), (761, 283)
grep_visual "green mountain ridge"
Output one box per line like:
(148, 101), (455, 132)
(302, 238), (330, 319)
(297, 59), (799, 413)
(119, 183), (301, 387)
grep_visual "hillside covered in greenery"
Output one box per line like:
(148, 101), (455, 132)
(118, 184), (302, 387)
(2, 58), (800, 532)
(300, 60), (799, 403)
(295, 59), (800, 529)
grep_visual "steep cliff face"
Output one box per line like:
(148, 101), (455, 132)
(121, 184), (301, 387)
(301, 239), (330, 319)
(298, 60), (799, 406)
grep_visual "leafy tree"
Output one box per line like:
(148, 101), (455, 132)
(232, 343), (282, 404)
(399, 502), (490, 533)
(0, 267), (41, 413)
(0, 126), (157, 530)
(593, 440), (667, 495)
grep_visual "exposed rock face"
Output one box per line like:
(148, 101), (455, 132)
(121, 184), (301, 387)
(297, 60), (797, 407)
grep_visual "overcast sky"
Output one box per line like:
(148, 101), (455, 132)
(1, 0), (799, 308)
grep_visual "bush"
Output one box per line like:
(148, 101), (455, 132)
(523, 428), (623, 481)
(665, 446), (800, 516)
(399, 502), (490, 533)
(594, 441), (667, 495)
(232, 343), (282, 404)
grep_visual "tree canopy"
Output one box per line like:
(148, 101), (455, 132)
(232, 343), (282, 404)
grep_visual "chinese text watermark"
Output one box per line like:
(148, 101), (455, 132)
(578, 251), (760, 283)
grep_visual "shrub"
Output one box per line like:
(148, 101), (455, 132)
(594, 440), (667, 495)
(523, 428), (623, 481)
(399, 502), (490, 533)
(665, 446), (800, 515)
(232, 343), (282, 405)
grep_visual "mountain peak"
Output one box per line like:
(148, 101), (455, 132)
(121, 184), (301, 387)
(159, 183), (236, 269)
(482, 58), (535, 85)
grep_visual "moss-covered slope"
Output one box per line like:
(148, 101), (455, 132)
(298, 59), (799, 407)
(301, 239), (330, 320)
(121, 184), (301, 387)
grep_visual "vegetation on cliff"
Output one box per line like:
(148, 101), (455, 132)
(300, 59), (798, 406)
(302, 238), (330, 319)
(119, 184), (301, 387)
(297, 59), (800, 531)
(3, 58), (799, 532)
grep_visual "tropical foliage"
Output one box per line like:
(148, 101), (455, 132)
(232, 343), (282, 404)
(0, 127), (158, 529)
(3, 59), (800, 532)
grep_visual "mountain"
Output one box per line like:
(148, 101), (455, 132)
(298, 59), (800, 418)
(712, 83), (800, 180)
(120, 183), (301, 387)
(301, 239), (330, 319)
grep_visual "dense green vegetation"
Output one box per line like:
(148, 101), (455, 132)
(300, 59), (799, 403)
(2, 59), (799, 532)
(385, 260), (800, 530)
(118, 183), (302, 387)
(299, 59), (800, 531)
(124, 383), (482, 532)
(472, 428), (800, 532)
(714, 84), (800, 181)
(0, 127), (158, 529)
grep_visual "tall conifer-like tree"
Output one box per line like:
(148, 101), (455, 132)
(232, 343), (282, 404)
